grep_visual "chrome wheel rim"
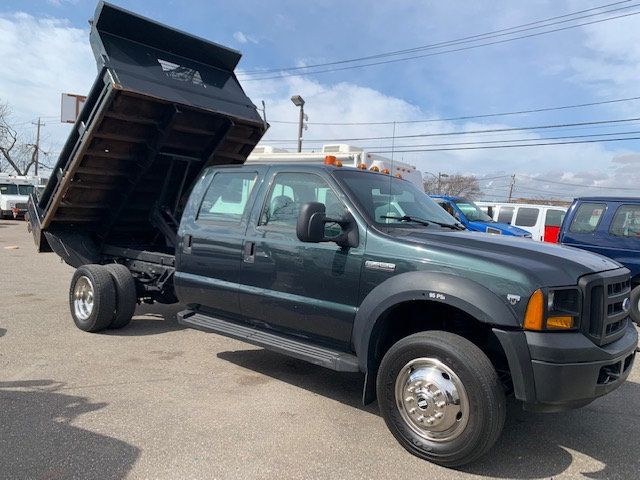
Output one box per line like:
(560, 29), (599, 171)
(73, 276), (94, 321)
(395, 357), (469, 442)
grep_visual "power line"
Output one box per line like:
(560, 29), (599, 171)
(241, 1), (634, 75)
(370, 135), (640, 153)
(521, 174), (639, 190)
(261, 116), (640, 143)
(240, 8), (640, 80)
(339, 129), (640, 151)
(267, 95), (640, 126)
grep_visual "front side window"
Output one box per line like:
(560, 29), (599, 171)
(260, 172), (347, 237)
(515, 207), (539, 227)
(334, 170), (458, 227)
(497, 206), (514, 224)
(197, 171), (257, 223)
(569, 202), (606, 234)
(18, 185), (35, 195)
(609, 204), (640, 238)
(453, 199), (493, 222)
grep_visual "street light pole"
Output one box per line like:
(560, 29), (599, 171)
(291, 95), (305, 153)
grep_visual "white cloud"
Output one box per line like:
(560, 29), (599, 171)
(233, 31), (258, 45)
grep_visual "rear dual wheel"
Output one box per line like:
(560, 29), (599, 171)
(69, 264), (137, 332)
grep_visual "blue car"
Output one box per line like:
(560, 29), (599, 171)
(431, 195), (531, 237)
(559, 196), (640, 323)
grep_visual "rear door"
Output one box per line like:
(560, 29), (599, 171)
(543, 208), (566, 243)
(175, 167), (265, 317)
(604, 203), (640, 277)
(238, 169), (364, 349)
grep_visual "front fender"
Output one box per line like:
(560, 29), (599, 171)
(352, 271), (520, 373)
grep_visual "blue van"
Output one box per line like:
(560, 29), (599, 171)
(559, 196), (640, 323)
(431, 195), (531, 237)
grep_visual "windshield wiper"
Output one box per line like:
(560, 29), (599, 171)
(381, 215), (465, 230)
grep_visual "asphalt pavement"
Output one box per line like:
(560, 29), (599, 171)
(1, 219), (638, 480)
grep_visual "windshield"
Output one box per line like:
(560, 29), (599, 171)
(334, 170), (460, 227)
(18, 184), (34, 195)
(454, 199), (493, 222)
(0, 183), (19, 195)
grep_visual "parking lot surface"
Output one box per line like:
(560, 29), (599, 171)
(1, 219), (638, 480)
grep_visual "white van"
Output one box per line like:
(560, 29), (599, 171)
(475, 202), (567, 243)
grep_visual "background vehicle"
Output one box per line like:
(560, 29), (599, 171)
(0, 174), (41, 219)
(559, 196), (640, 324)
(476, 201), (567, 243)
(27, 2), (637, 468)
(248, 144), (423, 188)
(431, 195), (531, 237)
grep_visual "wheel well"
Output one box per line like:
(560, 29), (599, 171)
(368, 300), (513, 394)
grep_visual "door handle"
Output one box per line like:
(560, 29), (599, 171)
(243, 241), (256, 263)
(183, 234), (192, 254)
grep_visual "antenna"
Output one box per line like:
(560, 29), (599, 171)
(385, 121), (397, 220)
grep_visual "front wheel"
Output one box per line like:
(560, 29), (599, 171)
(377, 331), (506, 467)
(629, 285), (640, 325)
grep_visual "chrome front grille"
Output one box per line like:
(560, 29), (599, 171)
(580, 269), (631, 346)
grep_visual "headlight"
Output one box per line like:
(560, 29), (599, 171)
(524, 287), (581, 331)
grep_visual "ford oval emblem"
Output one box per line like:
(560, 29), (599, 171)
(622, 298), (631, 313)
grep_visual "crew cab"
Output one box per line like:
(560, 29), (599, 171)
(559, 196), (640, 324)
(27, 2), (638, 468)
(431, 195), (531, 237)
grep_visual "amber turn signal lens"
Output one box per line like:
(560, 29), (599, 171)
(523, 289), (544, 331)
(546, 316), (574, 330)
(370, 165), (380, 172)
(324, 155), (337, 165)
(357, 163), (367, 170)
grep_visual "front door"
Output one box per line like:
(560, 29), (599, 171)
(238, 170), (364, 349)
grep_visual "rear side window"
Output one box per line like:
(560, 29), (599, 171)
(545, 209), (565, 227)
(569, 202), (605, 233)
(197, 171), (257, 223)
(497, 206), (514, 224)
(515, 207), (539, 227)
(609, 204), (640, 237)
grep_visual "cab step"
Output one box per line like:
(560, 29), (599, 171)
(177, 310), (360, 372)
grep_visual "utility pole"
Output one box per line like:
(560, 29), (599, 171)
(32, 117), (42, 176)
(507, 174), (516, 202)
(437, 172), (449, 195)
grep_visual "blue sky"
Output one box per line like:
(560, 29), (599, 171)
(1, 0), (640, 199)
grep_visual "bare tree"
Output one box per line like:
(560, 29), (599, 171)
(423, 173), (481, 199)
(0, 101), (46, 175)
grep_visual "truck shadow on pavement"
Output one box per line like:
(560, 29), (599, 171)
(219, 348), (639, 479)
(0, 379), (140, 480)
(105, 303), (187, 336)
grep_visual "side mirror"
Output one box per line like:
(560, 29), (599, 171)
(296, 202), (359, 248)
(296, 202), (327, 243)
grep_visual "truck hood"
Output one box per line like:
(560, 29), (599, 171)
(387, 227), (621, 287)
(466, 220), (530, 237)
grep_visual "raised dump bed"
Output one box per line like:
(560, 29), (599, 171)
(29, 1), (267, 276)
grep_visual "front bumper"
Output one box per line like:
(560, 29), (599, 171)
(494, 322), (638, 412)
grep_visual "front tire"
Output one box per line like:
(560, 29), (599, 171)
(629, 285), (640, 325)
(377, 331), (505, 467)
(69, 265), (116, 332)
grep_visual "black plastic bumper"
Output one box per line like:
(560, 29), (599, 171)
(494, 322), (638, 412)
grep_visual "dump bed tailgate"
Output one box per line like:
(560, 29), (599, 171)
(30, 2), (267, 254)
